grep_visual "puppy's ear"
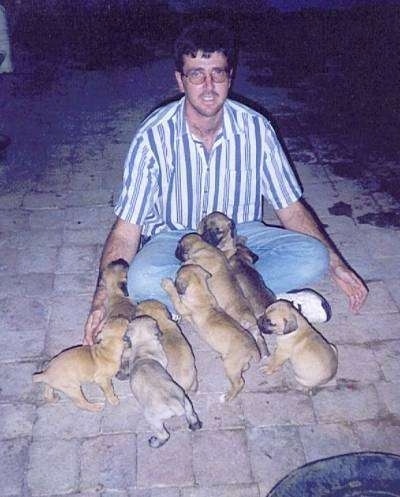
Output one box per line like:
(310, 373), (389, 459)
(175, 243), (184, 261)
(197, 217), (206, 234)
(283, 314), (298, 334)
(119, 280), (129, 297)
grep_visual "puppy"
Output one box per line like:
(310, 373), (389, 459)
(135, 299), (198, 393)
(32, 259), (136, 411)
(162, 264), (260, 401)
(123, 316), (202, 448)
(99, 258), (137, 322)
(175, 233), (269, 357)
(32, 318), (129, 411)
(197, 211), (241, 259)
(228, 244), (276, 321)
(259, 300), (338, 392)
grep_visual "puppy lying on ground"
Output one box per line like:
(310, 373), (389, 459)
(121, 316), (202, 448)
(259, 300), (338, 393)
(135, 299), (198, 393)
(175, 233), (269, 357)
(162, 264), (260, 401)
(32, 259), (136, 411)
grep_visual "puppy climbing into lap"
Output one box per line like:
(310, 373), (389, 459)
(32, 259), (136, 411)
(162, 264), (260, 402)
(120, 316), (202, 448)
(259, 300), (338, 393)
(175, 232), (269, 357)
(135, 299), (198, 393)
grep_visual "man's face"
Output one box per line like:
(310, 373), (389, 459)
(175, 50), (232, 120)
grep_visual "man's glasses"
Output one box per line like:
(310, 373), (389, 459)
(181, 68), (230, 85)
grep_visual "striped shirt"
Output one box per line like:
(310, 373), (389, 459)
(115, 97), (302, 237)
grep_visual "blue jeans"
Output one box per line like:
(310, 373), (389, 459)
(127, 222), (329, 310)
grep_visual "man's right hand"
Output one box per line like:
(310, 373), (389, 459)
(83, 306), (107, 345)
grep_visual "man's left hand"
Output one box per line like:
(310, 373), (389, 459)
(330, 264), (368, 313)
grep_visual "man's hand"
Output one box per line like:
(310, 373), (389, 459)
(83, 306), (107, 345)
(330, 264), (368, 313)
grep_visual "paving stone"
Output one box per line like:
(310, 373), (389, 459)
(372, 340), (400, 382)
(375, 381), (400, 417)
(28, 439), (80, 495)
(241, 391), (315, 427)
(0, 272), (54, 298)
(312, 385), (380, 423)
(0, 403), (36, 439)
(0, 361), (39, 402)
(336, 344), (383, 383)
(0, 244), (17, 273)
(192, 393), (245, 430)
(49, 295), (91, 330)
(192, 429), (252, 485)
(80, 434), (137, 490)
(321, 312), (400, 344)
(0, 438), (30, 496)
(23, 190), (112, 209)
(0, 209), (30, 231)
(53, 271), (97, 295)
(0, 328), (45, 361)
(0, 192), (24, 209)
(63, 226), (110, 245)
(45, 326), (86, 357)
(16, 245), (59, 273)
(359, 225), (400, 258)
(195, 349), (231, 395)
(33, 402), (102, 439)
(181, 484), (260, 497)
(0, 296), (49, 332)
(100, 395), (144, 434)
(56, 244), (100, 274)
(299, 423), (361, 461)
(386, 279), (400, 306)
(29, 208), (68, 230)
(354, 420), (400, 454)
(68, 170), (104, 190)
(137, 430), (194, 487)
(63, 206), (115, 231)
(247, 425), (305, 491)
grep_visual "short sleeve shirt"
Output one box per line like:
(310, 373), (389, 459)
(115, 97), (302, 237)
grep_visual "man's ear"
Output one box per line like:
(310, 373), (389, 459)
(175, 71), (185, 93)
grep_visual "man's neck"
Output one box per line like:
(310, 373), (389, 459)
(185, 106), (223, 151)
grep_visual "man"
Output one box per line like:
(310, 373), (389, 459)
(84, 20), (368, 345)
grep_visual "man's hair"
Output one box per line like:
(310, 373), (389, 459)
(174, 19), (236, 73)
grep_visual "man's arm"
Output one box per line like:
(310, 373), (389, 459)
(275, 199), (368, 313)
(83, 217), (142, 345)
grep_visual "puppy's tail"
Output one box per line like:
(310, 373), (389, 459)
(32, 372), (45, 383)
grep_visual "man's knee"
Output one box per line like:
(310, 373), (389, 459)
(298, 238), (330, 281)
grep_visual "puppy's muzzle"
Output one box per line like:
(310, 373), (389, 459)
(201, 229), (223, 247)
(258, 315), (274, 334)
(175, 243), (185, 262)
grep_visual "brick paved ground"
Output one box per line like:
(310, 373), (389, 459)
(1, 45), (399, 496)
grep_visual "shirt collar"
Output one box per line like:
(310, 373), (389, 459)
(177, 97), (245, 140)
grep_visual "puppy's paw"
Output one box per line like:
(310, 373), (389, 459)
(161, 278), (174, 291)
(148, 436), (168, 448)
(107, 395), (119, 406)
(86, 402), (105, 412)
(259, 364), (277, 375)
(189, 419), (202, 431)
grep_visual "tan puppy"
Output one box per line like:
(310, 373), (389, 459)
(259, 300), (338, 392)
(197, 211), (241, 259)
(135, 299), (198, 393)
(32, 318), (129, 411)
(32, 259), (136, 411)
(175, 233), (269, 357)
(228, 244), (276, 322)
(162, 264), (260, 401)
(123, 316), (202, 448)
(99, 258), (137, 322)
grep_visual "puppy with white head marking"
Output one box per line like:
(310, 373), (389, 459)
(259, 300), (338, 392)
(135, 299), (198, 393)
(32, 260), (136, 411)
(175, 233), (269, 357)
(162, 264), (260, 402)
(123, 316), (202, 448)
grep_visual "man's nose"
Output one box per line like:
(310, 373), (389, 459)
(203, 73), (215, 89)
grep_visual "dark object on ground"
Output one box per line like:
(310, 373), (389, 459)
(267, 452), (400, 496)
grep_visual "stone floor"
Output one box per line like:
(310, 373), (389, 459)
(1, 46), (399, 497)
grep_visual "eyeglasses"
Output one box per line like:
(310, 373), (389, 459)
(181, 67), (230, 85)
